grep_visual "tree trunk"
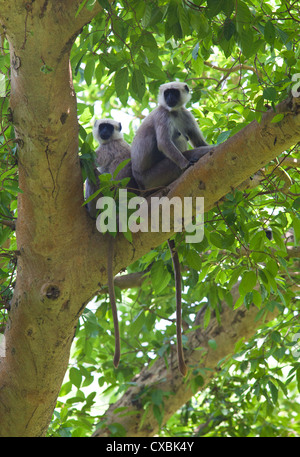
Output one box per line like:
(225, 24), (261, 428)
(0, 0), (105, 437)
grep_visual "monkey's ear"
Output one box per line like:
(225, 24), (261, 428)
(184, 84), (189, 93)
(119, 122), (122, 131)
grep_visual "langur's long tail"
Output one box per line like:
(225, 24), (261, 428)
(107, 235), (120, 368)
(168, 239), (187, 376)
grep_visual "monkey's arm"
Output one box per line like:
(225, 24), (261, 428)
(184, 110), (209, 147)
(155, 114), (190, 170)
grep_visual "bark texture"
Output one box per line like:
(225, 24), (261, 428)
(0, 0), (105, 437)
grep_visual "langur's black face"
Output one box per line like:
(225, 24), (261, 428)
(98, 122), (114, 140)
(164, 88), (181, 108)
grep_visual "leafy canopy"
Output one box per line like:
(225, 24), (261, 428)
(0, 0), (299, 437)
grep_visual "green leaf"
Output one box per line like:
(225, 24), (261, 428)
(244, 291), (253, 308)
(252, 289), (262, 308)
(266, 259), (278, 277)
(186, 249), (202, 270)
(236, 1), (252, 25)
(210, 231), (235, 249)
(208, 339), (217, 350)
(271, 113), (284, 123)
(189, 12), (210, 37)
(86, 0), (98, 11)
(296, 368), (300, 394)
(139, 62), (165, 80)
(141, 5), (151, 27)
(207, 0), (223, 18)
(263, 87), (277, 102)
(153, 404), (163, 427)
(192, 42), (199, 60)
(139, 32), (159, 58)
(263, 269), (278, 292)
(75, 0), (89, 18)
(264, 20), (276, 45)
(178, 4), (190, 37)
(84, 60), (95, 86)
(151, 389), (163, 406)
(239, 270), (257, 295)
(276, 25), (292, 49)
(151, 261), (171, 294)
(271, 331), (281, 344)
(203, 306), (211, 329)
(209, 232), (224, 249)
(223, 18), (236, 41)
(130, 311), (146, 335)
(238, 30), (255, 58)
(268, 381), (278, 404)
(292, 198), (300, 211)
(60, 381), (72, 397)
(221, 0), (234, 17)
(113, 158), (130, 178)
(258, 269), (270, 292)
(97, 0), (111, 10)
(69, 367), (82, 389)
(115, 67), (128, 100)
(131, 68), (145, 101)
(108, 423), (127, 437)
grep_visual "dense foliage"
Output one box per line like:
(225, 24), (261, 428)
(1, 0), (299, 437)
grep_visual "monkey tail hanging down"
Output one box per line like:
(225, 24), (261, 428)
(131, 81), (214, 376)
(167, 239), (187, 376)
(85, 118), (137, 369)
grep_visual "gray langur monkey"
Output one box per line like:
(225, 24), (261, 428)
(131, 82), (214, 376)
(85, 119), (136, 218)
(85, 118), (137, 369)
(131, 81), (214, 190)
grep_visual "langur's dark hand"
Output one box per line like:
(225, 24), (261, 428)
(188, 158), (199, 166)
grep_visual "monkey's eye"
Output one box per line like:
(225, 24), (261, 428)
(184, 84), (189, 93)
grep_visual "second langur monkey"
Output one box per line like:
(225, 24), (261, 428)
(85, 119), (137, 369)
(86, 119), (136, 218)
(131, 82), (214, 376)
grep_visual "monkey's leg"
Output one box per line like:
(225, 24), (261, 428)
(167, 239), (187, 376)
(184, 145), (215, 162)
(135, 145), (214, 189)
(107, 235), (121, 368)
(134, 158), (182, 189)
